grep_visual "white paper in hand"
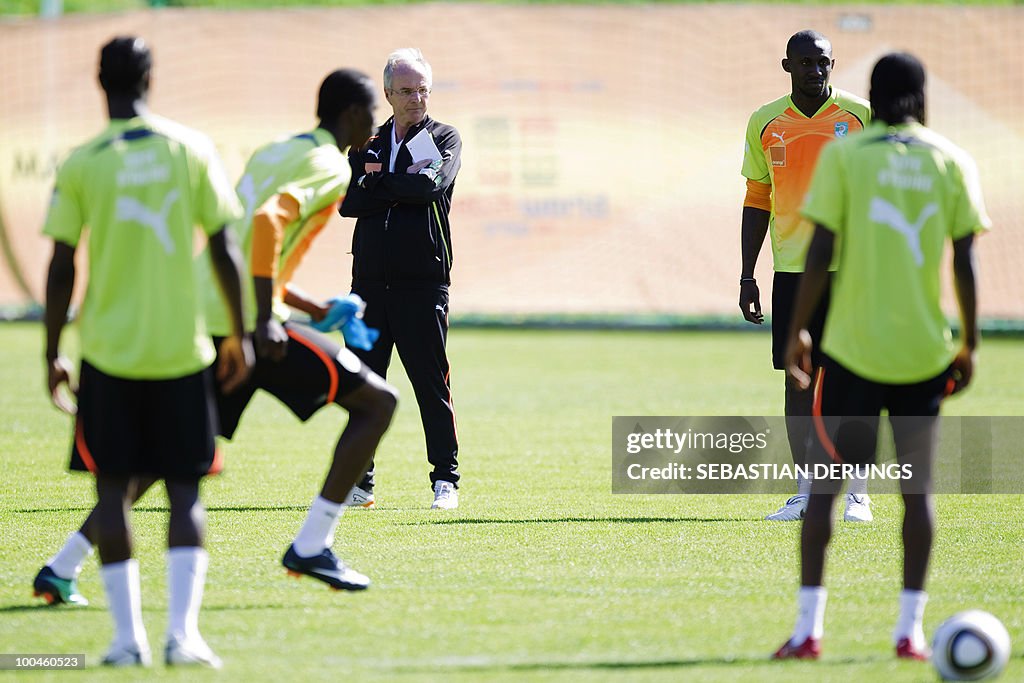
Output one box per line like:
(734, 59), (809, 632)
(406, 128), (442, 165)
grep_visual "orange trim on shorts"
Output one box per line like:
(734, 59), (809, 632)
(811, 366), (844, 464)
(287, 327), (338, 404)
(74, 419), (99, 474)
(208, 446), (224, 476)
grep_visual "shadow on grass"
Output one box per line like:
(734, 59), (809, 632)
(0, 602), (296, 613)
(14, 510), (758, 521)
(401, 516), (756, 526)
(383, 654), (888, 673)
(0, 603), (100, 613)
(14, 505), (309, 514)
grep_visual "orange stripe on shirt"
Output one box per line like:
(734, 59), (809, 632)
(74, 419), (99, 474)
(277, 202), (338, 290)
(743, 179), (772, 211)
(251, 193), (302, 279)
(287, 327), (338, 404)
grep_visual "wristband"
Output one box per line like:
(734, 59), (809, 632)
(740, 277), (756, 284)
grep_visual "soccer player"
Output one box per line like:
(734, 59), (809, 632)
(237, 69), (399, 588)
(740, 30), (874, 522)
(43, 37), (252, 667)
(34, 68), (398, 603)
(773, 52), (988, 661)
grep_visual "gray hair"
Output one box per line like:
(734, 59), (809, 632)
(383, 48), (432, 91)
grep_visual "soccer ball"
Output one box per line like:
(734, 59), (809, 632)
(932, 610), (1011, 681)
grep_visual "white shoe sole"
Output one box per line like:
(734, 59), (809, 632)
(764, 496), (807, 521)
(844, 507), (873, 522)
(102, 645), (152, 667)
(844, 495), (873, 522)
(165, 640), (223, 669)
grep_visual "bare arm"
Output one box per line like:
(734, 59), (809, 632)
(784, 224), (835, 390)
(207, 227), (254, 393)
(739, 206), (770, 324)
(44, 240), (77, 414)
(253, 276), (288, 361)
(250, 194), (300, 361)
(949, 233), (979, 394)
(284, 284), (329, 323)
(208, 228), (245, 340)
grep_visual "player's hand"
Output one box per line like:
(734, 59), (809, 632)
(255, 318), (288, 362)
(785, 329), (814, 391)
(406, 159), (432, 174)
(217, 334), (254, 394)
(739, 280), (764, 324)
(948, 345), (976, 395)
(46, 356), (77, 415)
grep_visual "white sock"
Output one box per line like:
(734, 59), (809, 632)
(848, 465), (869, 496)
(47, 531), (93, 579)
(893, 589), (928, 647)
(293, 496), (344, 558)
(797, 473), (812, 497)
(100, 560), (148, 651)
(792, 586), (827, 642)
(167, 547), (208, 643)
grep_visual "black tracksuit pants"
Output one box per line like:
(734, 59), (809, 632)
(351, 284), (459, 490)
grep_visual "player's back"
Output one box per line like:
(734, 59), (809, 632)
(44, 114), (240, 379)
(202, 129), (348, 336)
(809, 121), (990, 383)
(233, 132), (346, 247)
(840, 122), (977, 264)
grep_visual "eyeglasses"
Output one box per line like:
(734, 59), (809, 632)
(389, 87), (431, 98)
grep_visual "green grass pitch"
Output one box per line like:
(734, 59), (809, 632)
(0, 322), (1021, 682)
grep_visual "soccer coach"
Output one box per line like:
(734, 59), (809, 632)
(340, 47), (463, 510)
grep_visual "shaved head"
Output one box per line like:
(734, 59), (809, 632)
(787, 30), (831, 59)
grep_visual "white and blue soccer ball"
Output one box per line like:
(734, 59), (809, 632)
(932, 610), (1011, 681)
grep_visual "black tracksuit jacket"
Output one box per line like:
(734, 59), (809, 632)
(340, 115), (461, 289)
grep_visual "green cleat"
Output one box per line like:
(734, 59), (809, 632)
(32, 566), (89, 606)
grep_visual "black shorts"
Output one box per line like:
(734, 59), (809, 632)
(70, 361), (220, 478)
(214, 321), (369, 439)
(771, 271), (830, 370)
(811, 354), (955, 468)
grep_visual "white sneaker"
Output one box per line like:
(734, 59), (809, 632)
(342, 485), (375, 508)
(765, 494), (808, 521)
(844, 493), (873, 522)
(102, 642), (152, 667)
(431, 481), (459, 510)
(165, 635), (223, 669)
